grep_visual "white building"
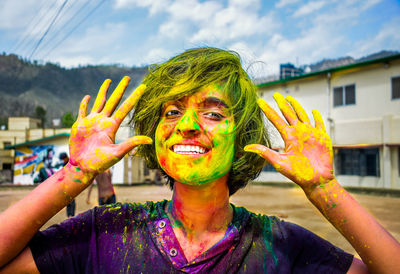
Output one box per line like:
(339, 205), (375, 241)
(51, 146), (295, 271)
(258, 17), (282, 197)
(256, 54), (400, 190)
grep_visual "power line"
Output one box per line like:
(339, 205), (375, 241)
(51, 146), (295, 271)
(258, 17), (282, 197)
(40, 0), (107, 60)
(12, 0), (58, 55)
(28, 0), (70, 60)
(36, 0), (93, 59)
(9, 0), (48, 53)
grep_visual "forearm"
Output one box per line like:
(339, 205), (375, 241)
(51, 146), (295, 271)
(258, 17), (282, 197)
(0, 163), (95, 267)
(306, 179), (400, 273)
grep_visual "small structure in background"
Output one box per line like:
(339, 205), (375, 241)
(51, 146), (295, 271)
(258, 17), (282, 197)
(279, 63), (304, 79)
(52, 119), (61, 128)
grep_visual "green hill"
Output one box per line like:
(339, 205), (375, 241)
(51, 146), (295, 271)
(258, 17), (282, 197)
(0, 53), (148, 127)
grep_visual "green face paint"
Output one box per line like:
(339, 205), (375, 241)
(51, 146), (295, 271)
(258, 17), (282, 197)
(155, 84), (236, 185)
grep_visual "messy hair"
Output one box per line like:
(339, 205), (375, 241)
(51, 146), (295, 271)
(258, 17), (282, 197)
(130, 47), (270, 195)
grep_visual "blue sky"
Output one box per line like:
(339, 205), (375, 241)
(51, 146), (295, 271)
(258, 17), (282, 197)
(0, 0), (399, 78)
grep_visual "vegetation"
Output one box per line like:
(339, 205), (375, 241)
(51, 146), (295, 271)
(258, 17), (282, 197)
(61, 112), (75, 128)
(34, 106), (46, 127)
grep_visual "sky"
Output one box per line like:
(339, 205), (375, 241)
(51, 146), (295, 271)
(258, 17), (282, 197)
(0, 0), (399, 79)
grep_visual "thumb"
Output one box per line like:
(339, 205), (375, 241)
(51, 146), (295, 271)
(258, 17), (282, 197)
(244, 144), (282, 167)
(115, 136), (153, 157)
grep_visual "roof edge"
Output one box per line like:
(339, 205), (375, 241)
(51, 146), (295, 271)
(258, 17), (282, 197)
(5, 133), (70, 149)
(257, 53), (400, 88)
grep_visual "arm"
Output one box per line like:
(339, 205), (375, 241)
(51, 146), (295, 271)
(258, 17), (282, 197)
(245, 93), (400, 273)
(0, 76), (152, 268)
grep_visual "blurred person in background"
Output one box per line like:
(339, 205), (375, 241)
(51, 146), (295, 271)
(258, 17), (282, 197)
(86, 169), (116, 205)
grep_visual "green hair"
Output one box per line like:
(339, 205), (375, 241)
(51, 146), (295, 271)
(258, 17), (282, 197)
(130, 47), (270, 195)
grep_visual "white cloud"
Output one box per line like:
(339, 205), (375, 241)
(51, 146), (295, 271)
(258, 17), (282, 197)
(293, 1), (327, 17)
(361, 0), (382, 11)
(351, 16), (400, 58)
(188, 1), (278, 44)
(158, 21), (186, 38)
(143, 48), (172, 64)
(228, 0), (261, 9)
(0, 0), (45, 29)
(47, 22), (128, 67)
(167, 0), (221, 22)
(275, 0), (301, 8)
(114, 0), (172, 15)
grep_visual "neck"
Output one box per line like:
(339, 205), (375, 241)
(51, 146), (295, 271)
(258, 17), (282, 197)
(167, 173), (233, 239)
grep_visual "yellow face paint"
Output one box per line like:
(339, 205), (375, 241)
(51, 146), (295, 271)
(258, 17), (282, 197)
(155, 84), (235, 185)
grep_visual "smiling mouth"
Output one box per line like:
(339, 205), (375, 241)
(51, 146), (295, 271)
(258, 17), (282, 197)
(171, 145), (210, 155)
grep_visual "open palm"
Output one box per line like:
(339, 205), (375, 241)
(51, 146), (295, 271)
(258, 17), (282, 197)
(245, 93), (334, 192)
(69, 77), (152, 175)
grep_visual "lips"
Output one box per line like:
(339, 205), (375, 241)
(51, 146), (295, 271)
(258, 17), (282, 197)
(171, 144), (209, 155)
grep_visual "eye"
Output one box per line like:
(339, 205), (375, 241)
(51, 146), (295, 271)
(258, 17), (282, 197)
(204, 112), (224, 120)
(165, 109), (181, 118)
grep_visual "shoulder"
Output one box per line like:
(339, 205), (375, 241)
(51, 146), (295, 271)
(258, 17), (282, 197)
(242, 208), (322, 249)
(243, 210), (354, 272)
(92, 200), (166, 225)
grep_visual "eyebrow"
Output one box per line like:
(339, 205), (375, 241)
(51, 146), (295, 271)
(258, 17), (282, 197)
(202, 97), (229, 109)
(162, 96), (229, 111)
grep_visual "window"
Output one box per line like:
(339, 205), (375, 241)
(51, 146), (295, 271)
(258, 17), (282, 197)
(2, 163), (12, 170)
(333, 84), (356, 107)
(3, 141), (11, 149)
(335, 148), (380, 176)
(392, 76), (400, 99)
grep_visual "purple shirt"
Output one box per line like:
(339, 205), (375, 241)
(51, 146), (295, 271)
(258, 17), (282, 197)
(29, 200), (353, 273)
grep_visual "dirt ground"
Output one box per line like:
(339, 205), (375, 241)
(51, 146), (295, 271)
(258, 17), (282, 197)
(1, 183), (399, 257)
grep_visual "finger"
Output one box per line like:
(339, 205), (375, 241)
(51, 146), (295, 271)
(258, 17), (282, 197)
(244, 144), (282, 168)
(113, 83), (146, 125)
(257, 98), (287, 134)
(312, 109), (326, 131)
(286, 96), (311, 125)
(92, 79), (111, 113)
(102, 76), (131, 116)
(78, 95), (90, 120)
(273, 93), (298, 125)
(114, 136), (153, 157)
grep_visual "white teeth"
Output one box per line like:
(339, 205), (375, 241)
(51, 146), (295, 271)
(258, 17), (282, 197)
(173, 145), (207, 154)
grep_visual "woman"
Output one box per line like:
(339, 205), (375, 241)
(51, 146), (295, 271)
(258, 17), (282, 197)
(0, 48), (399, 273)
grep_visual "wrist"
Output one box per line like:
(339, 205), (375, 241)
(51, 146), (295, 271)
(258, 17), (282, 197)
(304, 177), (341, 201)
(304, 178), (352, 218)
(63, 162), (96, 185)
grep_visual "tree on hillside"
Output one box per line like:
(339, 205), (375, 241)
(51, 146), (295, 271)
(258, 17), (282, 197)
(61, 112), (75, 127)
(34, 106), (46, 127)
(0, 116), (7, 130)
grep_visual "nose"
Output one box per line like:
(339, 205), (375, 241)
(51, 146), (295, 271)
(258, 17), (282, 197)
(176, 110), (201, 137)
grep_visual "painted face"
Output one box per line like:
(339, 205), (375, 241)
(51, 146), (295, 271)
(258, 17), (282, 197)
(155, 84), (236, 185)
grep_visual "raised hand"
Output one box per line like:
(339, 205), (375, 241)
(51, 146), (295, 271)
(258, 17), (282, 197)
(68, 76), (152, 176)
(244, 93), (334, 193)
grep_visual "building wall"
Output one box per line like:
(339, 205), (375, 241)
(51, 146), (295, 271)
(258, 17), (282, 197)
(331, 60), (400, 120)
(8, 117), (41, 130)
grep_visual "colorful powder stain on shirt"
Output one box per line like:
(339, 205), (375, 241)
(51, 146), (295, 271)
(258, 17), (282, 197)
(28, 201), (354, 273)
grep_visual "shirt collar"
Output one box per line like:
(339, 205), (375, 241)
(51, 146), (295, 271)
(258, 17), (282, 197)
(146, 200), (250, 271)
